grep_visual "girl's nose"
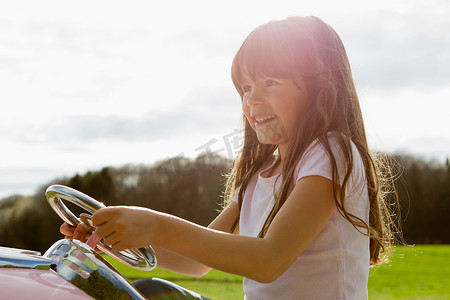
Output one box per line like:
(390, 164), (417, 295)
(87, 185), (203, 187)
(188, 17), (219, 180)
(244, 89), (263, 107)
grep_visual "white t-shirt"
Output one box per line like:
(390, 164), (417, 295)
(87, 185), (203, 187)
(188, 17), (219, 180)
(233, 135), (370, 300)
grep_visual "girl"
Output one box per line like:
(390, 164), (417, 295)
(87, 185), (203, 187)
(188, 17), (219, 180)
(62, 16), (397, 299)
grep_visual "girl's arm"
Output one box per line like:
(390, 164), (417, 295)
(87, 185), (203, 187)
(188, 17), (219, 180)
(93, 175), (336, 283)
(149, 202), (240, 277)
(61, 201), (240, 277)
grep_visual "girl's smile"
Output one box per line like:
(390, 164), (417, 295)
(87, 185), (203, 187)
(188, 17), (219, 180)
(253, 114), (277, 125)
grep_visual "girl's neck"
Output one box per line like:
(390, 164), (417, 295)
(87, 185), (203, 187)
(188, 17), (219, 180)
(266, 155), (283, 177)
(277, 144), (288, 161)
(269, 143), (289, 176)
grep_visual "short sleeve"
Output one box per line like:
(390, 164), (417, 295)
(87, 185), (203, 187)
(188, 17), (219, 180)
(294, 136), (348, 187)
(295, 141), (332, 183)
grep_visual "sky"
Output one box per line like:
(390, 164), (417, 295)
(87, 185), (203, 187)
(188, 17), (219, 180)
(1, 0), (449, 198)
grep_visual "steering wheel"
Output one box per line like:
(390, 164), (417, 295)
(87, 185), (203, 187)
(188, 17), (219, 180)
(46, 184), (157, 271)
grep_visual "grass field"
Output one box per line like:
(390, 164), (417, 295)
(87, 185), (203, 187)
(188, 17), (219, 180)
(106, 245), (450, 300)
(368, 245), (450, 299)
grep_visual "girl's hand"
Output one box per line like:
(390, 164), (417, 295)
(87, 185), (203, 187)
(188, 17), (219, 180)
(92, 206), (155, 252)
(60, 222), (91, 242)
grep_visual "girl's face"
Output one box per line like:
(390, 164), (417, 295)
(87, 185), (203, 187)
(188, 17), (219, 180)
(240, 73), (308, 155)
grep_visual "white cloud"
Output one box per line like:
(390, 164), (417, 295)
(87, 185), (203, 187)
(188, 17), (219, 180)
(361, 85), (450, 158)
(338, 8), (450, 91)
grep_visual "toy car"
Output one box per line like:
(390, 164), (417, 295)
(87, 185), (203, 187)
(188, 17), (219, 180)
(0, 185), (157, 299)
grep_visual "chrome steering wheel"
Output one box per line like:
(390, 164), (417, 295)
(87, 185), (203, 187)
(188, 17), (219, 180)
(46, 184), (157, 271)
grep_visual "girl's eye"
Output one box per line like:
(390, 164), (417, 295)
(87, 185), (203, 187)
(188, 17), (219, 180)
(265, 79), (279, 87)
(242, 85), (252, 93)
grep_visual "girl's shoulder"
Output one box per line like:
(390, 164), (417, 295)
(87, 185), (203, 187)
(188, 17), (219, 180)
(295, 132), (363, 185)
(303, 131), (350, 158)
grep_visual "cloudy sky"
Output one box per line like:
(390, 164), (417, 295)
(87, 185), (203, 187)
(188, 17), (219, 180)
(1, 0), (449, 198)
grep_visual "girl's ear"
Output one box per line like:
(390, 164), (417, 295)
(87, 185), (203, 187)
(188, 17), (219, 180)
(293, 76), (308, 92)
(314, 77), (338, 128)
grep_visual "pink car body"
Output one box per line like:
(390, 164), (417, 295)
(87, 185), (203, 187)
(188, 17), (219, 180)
(0, 240), (146, 299)
(0, 268), (92, 299)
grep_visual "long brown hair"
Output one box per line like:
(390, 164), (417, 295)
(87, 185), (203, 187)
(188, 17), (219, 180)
(224, 16), (399, 265)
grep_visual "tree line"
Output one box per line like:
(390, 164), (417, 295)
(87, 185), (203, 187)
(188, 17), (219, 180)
(0, 152), (448, 254)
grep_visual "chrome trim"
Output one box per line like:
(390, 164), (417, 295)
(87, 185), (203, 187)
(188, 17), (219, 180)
(44, 239), (145, 300)
(0, 246), (41, 256)
(0, 247), (51, 269)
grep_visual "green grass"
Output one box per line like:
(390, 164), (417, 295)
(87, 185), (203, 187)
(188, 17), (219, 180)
(104, 257), (244, 299)
(368, 245), (450, 299)
(105, 245), (450, 300)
